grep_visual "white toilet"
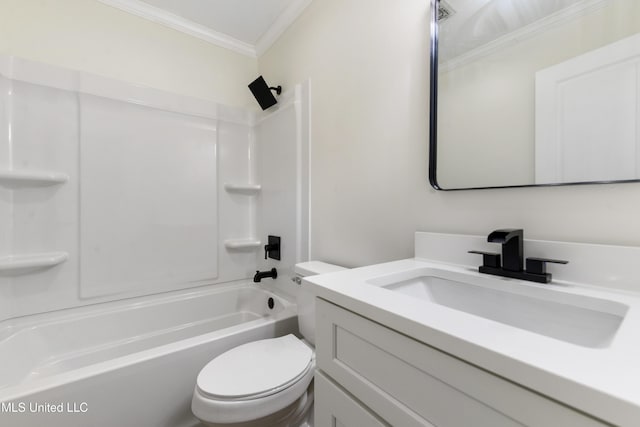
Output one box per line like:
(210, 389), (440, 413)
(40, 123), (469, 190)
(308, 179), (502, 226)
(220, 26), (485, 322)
(192, 261), (346, 427)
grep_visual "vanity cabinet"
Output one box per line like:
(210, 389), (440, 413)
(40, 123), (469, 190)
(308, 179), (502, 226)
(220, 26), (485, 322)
(314, 298), (609, 427)
(315, 371), (389, 427)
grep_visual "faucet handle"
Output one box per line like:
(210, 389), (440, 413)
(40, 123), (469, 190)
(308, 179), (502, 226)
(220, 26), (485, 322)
(264, 235), (281, 261)
(468, 251), (501, 268)
(526, 257), (568, 275)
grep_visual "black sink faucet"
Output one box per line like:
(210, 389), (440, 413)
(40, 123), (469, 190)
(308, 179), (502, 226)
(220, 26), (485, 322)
(469, 229), (568, 284)
(487, 229), (523, 272)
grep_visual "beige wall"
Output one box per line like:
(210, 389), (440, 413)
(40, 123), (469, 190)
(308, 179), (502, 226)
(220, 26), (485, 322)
(259, 0), (640, 268)
(0, 0), (258, 107)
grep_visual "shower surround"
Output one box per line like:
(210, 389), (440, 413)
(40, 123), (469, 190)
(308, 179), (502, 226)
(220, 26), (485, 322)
(0, 56), (310, 426)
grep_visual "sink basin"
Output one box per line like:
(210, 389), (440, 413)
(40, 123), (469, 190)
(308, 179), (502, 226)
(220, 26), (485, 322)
(368, 269), (627, 348)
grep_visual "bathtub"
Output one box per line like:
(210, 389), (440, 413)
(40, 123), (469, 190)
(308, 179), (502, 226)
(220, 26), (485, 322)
(0, 282), (298, 427)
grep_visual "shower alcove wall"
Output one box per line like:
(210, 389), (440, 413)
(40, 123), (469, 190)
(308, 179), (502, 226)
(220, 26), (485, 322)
(0, 56), (310, 322)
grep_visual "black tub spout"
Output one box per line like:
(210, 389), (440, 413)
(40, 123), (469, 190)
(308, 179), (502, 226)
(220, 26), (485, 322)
(253, 268), (277, 283)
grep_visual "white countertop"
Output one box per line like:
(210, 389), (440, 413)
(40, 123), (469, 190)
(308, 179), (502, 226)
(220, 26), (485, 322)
(304, 257), (640, 427)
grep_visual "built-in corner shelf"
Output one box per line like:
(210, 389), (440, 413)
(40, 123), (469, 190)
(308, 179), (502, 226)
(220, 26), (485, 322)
(224, 239), (262, 250)
(224, 183), (262, 195)
(0, 252), (69, 274)
(0, 170), (69, 187)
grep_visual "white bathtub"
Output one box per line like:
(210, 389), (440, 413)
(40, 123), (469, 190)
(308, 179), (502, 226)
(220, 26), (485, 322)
(0, 282), (298, 427)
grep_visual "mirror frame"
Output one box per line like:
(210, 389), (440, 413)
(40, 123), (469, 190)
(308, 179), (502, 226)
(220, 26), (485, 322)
(428, 0), (640, 191)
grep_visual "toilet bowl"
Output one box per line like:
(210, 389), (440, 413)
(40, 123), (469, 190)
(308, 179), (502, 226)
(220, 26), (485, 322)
(191, 261), (346, 427)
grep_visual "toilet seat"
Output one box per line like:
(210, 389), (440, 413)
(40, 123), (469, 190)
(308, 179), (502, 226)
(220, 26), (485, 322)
(192, 335), (316, 425)
(197, 334), (313, 400)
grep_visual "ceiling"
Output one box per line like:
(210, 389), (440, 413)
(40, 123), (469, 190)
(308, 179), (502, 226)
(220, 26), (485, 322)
(98, 0), (312, 57)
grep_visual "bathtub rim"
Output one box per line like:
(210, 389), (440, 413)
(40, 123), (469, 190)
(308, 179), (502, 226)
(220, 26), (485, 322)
(0, 280), (292, 336)
(0, 281), (297, 402)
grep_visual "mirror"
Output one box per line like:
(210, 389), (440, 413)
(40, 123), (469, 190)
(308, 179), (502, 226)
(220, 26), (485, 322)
(429, 0), (640, 190)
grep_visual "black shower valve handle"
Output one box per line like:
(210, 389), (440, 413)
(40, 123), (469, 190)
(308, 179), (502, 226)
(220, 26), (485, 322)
(264, 243), (277, 260)
(264, 236), (281, 261)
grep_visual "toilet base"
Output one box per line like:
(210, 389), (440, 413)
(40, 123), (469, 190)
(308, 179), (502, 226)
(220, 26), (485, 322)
(199, 385), (313, 427)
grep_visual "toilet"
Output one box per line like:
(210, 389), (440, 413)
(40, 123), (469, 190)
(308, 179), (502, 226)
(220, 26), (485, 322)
(192, 261), (346, 427)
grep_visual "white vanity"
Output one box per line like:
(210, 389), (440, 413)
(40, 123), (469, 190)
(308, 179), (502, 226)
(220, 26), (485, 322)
(305, 232), (640, 427)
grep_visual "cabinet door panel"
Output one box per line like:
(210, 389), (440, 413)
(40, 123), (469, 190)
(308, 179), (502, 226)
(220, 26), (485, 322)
(316, 298), (608, 427)
(315, 371), (391, 427)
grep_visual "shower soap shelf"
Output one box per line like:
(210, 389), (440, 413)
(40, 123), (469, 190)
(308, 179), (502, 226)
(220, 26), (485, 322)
(0, 252), (69, 273)
(224, 184), (262, 195)
(224, 239), (262, 250)
(0, 170), (69, 187)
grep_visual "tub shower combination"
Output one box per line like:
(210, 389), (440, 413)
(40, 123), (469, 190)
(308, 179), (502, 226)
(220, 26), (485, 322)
(0, 56), (309, 426)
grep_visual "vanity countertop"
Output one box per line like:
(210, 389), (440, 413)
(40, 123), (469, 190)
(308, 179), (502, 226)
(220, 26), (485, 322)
(304, 257), (640, 427)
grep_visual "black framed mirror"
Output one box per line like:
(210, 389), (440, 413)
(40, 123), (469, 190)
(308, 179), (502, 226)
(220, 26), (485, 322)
(429, 0), (640, 190)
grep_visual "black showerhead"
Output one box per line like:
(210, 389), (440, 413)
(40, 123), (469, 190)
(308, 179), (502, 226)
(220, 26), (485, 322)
(248, 76), (282, 110)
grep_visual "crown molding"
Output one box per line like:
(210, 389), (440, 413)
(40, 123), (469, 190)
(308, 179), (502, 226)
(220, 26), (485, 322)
(97, 0), (313, 58)
(255, 0), (313, 56)
(96, 0), (257, 57)
(440, 0), (610, 72)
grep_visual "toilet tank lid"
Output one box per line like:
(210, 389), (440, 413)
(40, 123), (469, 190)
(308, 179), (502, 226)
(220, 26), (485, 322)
(294, 261), (346, 277)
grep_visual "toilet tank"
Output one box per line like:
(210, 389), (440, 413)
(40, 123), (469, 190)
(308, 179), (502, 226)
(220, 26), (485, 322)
(295, 261), (347, 345)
